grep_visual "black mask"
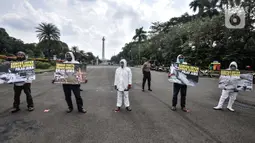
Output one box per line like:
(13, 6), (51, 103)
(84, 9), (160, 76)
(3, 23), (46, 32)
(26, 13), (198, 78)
(66, 57), (72, 61)
(17, 57), (25, 61)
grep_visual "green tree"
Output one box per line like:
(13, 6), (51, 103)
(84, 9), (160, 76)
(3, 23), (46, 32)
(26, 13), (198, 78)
(35, 22), (60, 60)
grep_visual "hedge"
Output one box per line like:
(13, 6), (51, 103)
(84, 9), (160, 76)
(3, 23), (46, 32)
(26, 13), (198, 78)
(35, 61), (51, 69)
(0, 55), (64, 63)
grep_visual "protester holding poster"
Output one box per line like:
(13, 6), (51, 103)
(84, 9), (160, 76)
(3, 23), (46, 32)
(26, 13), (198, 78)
(168, 54), (189, 112)
(214, 61), (239, 112)
(11, 51), (34, 113)
(60, 52), (86, 113)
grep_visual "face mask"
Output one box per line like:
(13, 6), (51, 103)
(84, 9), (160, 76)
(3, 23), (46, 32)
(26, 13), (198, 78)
(17, 57), (25, 61)
(230, 66), (236, 70)
(66, 57), (72, 61)
(120, 62), (124, 68)
(179, 59), (184, 64)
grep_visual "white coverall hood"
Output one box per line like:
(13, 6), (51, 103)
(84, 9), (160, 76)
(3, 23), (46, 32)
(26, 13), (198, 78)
(114, 59), (132, 91)
(63, 52), (79, 64)
(120, 59), (127, 68)
(228, 61), (238, 70)
(176, 54), (184, 64)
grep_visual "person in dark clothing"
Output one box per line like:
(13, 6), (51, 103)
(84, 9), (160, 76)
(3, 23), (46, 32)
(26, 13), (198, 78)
(11, 51), (34, 113)
(168, 54), (189, 112)
(62, 52), (86, 113)
(142, 60), (152, 92)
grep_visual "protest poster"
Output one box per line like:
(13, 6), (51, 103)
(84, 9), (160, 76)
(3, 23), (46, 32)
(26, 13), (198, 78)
(168, 64), (199, 86)
(53, 63), (87, 84)
(0, 61), (35, 84)
(219, 70), (253, 91)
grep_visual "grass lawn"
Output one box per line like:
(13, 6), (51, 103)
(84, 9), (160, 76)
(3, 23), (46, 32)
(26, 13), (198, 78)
(35, 66), (55, 73)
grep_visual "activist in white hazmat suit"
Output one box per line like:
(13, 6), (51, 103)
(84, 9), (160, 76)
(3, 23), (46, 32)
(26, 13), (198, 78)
(168, 54), (189, 112)
(114, 59), (132, 112)
(214, 61), (239, 112)
(61, 52), (86, 113)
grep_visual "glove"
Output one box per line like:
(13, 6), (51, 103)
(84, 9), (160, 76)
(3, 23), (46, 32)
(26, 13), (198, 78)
(168, 73), (174, 78)
(234, 89), (238, 92)
(85, 79), (88, 83)
(128, 84), (132, 89)
(51, 80), (55, 84)
(114, 85), (117, 90)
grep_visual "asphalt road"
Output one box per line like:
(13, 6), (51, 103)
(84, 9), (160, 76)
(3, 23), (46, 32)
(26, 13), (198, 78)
(0, 66), (254, 143)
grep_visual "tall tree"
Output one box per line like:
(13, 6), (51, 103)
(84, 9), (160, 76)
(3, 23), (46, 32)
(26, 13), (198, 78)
(132, 27), (147, 64)
(35, 22), (60, 60)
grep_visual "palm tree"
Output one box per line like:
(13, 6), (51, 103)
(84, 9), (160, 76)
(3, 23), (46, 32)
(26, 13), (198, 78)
(35, 22), (60, 60)
(189, 0), (242, 16)
(132, 27), (147, 64)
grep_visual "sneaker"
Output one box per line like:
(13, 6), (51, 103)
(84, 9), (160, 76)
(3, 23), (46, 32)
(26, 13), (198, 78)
(126, 107), (132, 111)
(78, 109), (87, 113)
(148, 89), (152, 91)
(66, 108), (73, 113)
(114, 107), (120, 112)
(28, 107), (34, 112)
(171, 106), (177, 111)
(11, 108), (20, 113)
(181, 107), (189, 112)
(227, 107), (235, 112)
(213, 106), (222, 110)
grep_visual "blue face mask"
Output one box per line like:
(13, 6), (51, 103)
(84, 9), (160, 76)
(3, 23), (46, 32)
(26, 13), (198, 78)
(179, 59), (184, 63)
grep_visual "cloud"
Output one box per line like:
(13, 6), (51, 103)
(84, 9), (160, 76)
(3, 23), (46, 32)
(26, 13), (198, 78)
(0, 0), (194, 59)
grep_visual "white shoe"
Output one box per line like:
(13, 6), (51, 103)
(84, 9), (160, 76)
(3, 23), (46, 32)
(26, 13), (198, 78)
(213, 106), (222, 110)
(227, 107), (235, 112)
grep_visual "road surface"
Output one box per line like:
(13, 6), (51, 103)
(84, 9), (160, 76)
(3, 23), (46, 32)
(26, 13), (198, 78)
(0, 66), (254, 143)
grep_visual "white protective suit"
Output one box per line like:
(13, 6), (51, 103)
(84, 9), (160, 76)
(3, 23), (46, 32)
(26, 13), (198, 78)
(114, 59), (132, 107)
(63, 52), (79, 64)
(214, 61), (239, 111)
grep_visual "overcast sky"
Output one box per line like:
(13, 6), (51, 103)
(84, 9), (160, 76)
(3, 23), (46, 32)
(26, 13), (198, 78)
(0, 0), (194, 59)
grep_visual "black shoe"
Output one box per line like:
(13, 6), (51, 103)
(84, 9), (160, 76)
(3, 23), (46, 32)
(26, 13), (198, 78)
(78, 109), (87, 113)
(11, 108), (20, 113)
(171, 106), (177, 111)
(142, 89), (145, 92)
(148, 89), (152, 91)
(28, 107), (34, 112)
(126, 107), (132, 111)
(66, 108), (73, 113)
(80, 89), (83, 91)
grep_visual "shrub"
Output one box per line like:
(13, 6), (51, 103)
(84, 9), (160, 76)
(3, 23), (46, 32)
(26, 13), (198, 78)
(35, 61), (51, 69)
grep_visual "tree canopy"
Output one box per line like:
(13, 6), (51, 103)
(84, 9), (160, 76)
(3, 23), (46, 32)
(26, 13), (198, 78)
(111, 0), (255, 70)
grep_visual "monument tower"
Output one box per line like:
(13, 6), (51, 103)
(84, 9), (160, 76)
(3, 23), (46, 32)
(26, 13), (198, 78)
(102, 36), (105, 61)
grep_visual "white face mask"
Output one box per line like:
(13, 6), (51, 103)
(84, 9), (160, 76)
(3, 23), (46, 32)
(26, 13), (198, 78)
(230, 66), (236, 70)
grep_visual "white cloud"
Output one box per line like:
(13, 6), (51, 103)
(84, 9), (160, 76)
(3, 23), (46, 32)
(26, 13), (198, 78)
(0, 0), (194, 59)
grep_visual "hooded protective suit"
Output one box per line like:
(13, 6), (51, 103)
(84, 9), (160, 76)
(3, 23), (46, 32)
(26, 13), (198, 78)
(114, 59), (132, 107)
(63, 52), (79, 64)
(214, 61), (239, 112)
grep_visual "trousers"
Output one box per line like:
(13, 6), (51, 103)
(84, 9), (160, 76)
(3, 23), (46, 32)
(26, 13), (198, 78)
(142, 71), (151, 89)
(116, 91), (130, 107)
(216, 90), (238, 108)
(172, 83), (187, 108)
(13, 83), (34, 108)
(63, 84), (83, 110)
